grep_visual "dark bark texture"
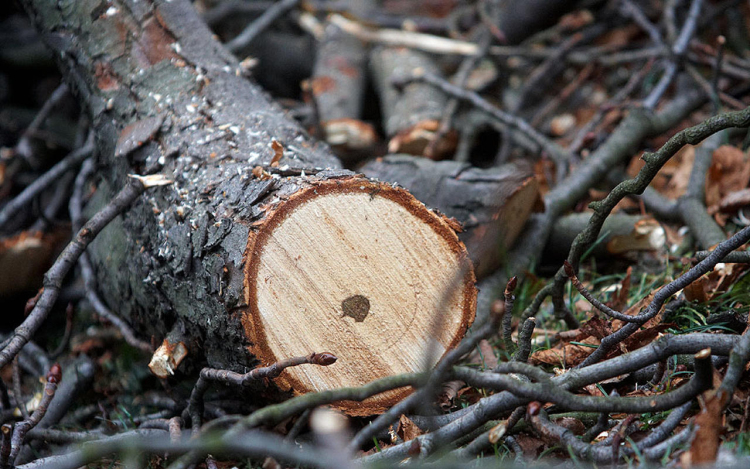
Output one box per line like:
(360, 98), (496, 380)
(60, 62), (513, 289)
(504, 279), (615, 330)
(362, 155), (537, 277)
(21, 0), (343, 371)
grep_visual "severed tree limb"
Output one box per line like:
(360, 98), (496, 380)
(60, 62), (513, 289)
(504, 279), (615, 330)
(371, 47), (453, 157)
(307, 16), (376, 157)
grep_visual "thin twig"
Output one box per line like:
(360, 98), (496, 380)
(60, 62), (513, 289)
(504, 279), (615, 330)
(693, 250), (750, 262)
(424, 30), (492, 159)
(363, 333), (737, 462)
(12, 357), (29, 421)
(0, 380), (10, 413)
(620, 0), (665, 47)
(711, 35), (726, 112)
(225, 0), (301, 52)
(68, 158), (150, 352)
(187, 352), (336, 430)
(564, 261), (638, 322)
(0, 138), (93, 230)
(395, 70), (569, 163)
(644, 0), (703, 109)
(0, 175), (165, 370)
(49, 304), (74, 359)
(579, 222), (750, 367)
(502, 277), (518, 353)
(13, 84), (68, 168)
(6, 364), (61, 465)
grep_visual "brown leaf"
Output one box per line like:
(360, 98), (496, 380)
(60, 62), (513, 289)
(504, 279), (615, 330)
(662, 146), (695, 199)
(717, 188), (750, 213)
(398, 414), (424, 442)
(530, 336), (598, 367)
(437, 380), (464, 410)
(683, 276), (708, 303)
(513, 433), (546, 458)
(706, 145), (750, 212)
(477, 339), (498, 369)
(612, 291), (657, 331)
(688, 391), (730, 465)
(610, 266), (632, 311)
(580, 316), (612, 340)
(554, 417), (586, 435)
(627, 146), (695, 199)
(115, 115), (165, 158)
(252, 166), (272, 180)
(533, 158), (556, 196)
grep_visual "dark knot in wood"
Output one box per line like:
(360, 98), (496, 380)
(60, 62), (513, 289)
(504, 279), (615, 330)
(341, 295), (370, 322)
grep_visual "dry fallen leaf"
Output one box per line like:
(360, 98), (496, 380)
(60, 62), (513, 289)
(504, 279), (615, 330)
(706, 145), (750, 222)
(270, 140), (284, 167)
(683, 276), (708, 303)
(610, 266), (632, 312)
(530, 336), (598, 367)
(687, 391), (730, 465)
(397, 414), (425, 442)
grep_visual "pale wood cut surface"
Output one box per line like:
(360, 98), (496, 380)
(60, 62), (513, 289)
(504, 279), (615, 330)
(244, 180), (475, 414)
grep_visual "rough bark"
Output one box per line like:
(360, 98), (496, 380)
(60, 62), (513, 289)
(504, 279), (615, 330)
(362, 155), (539, 278)
(22, 0), (476, 415)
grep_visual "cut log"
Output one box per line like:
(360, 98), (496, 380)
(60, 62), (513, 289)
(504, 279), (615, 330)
(22, 0), (476, 415)
(370, 47), (456, 158)
(362, 155), (540, 278)
(307, 20), (376, 159)
(244, 176), (475, 413)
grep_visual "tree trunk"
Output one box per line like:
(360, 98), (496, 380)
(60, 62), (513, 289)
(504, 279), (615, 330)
(22, 0), (476, 415)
